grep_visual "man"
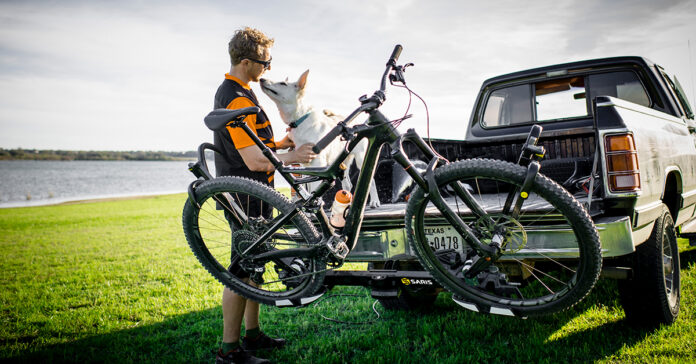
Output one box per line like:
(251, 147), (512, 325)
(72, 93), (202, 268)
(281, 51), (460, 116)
(213, 27), (316, 364)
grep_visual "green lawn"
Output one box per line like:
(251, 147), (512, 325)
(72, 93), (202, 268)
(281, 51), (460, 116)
(0, 194), (694, 363)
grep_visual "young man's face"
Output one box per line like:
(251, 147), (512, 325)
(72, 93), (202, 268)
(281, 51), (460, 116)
(245, 47), (271, 83)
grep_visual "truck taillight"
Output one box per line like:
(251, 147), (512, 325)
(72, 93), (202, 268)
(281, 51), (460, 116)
(605, 134), (640, 192)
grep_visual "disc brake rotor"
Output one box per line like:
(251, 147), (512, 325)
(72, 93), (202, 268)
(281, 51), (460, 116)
(473, 214), (527, 253)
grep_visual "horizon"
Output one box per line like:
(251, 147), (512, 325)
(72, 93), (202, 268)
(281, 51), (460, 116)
(1, 0), (695, 151)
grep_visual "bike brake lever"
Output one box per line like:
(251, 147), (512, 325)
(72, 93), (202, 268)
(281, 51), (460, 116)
(389, 63), (415, 85)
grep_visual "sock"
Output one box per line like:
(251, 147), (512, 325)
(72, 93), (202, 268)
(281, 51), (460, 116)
(221, 341), (240, 353)
(245, 327), (261, 339)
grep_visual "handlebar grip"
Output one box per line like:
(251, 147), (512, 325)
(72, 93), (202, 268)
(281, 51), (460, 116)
(527, 124), (543, 145)
(312, 124), (344, 154)
(388, 44), (403, 64)
(529, 124), (543, 139)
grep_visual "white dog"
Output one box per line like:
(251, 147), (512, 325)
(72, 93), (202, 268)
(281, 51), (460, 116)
(260, 70), (381, 208)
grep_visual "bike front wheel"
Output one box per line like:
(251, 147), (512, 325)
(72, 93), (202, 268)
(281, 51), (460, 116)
(406, 159), (602, 317)
(182, 176), (325, 306)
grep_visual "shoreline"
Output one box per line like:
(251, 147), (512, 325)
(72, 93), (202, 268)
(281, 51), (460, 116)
(0, 191), (185, 209)
(0, 183), (292, 209)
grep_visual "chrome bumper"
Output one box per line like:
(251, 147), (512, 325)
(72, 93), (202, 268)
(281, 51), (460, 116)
(347, 215), (635, 261)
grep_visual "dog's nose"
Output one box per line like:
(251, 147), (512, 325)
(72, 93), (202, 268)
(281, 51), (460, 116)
(260, 78), (267, 83)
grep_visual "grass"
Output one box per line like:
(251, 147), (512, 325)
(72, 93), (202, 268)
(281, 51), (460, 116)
(0, 193), (694, 363)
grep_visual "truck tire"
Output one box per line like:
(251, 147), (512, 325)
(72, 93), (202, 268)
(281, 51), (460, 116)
(618, 205), (680, 326)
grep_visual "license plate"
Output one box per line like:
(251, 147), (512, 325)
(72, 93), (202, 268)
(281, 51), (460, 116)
(423, 226), (464, 252)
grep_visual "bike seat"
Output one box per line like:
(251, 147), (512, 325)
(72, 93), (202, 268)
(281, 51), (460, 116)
(204, 107), (260, 131)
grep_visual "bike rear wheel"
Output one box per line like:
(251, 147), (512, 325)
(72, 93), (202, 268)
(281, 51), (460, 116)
(182, 177), (325, 306)
(406, 159), (602, 317)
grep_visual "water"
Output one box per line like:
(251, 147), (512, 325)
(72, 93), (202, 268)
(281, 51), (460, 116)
(0, 160), (290, 208)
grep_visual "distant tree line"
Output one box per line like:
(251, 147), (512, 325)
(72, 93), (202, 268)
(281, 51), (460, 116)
(0, 148), (198, 161)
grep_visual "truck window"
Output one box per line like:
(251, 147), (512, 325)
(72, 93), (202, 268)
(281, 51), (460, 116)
(673, 76), (694, 119)
(588, 71), (650, 108)
(482, 84), (533, 127)
(535, 77), (587, 121)
(481, 69), (656, 128)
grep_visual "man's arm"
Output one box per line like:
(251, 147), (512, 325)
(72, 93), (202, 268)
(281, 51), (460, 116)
(238, 143), (317, 172)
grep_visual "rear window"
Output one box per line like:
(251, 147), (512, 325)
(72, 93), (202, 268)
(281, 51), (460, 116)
(481, 70), (650, 128)
(535, 77), (587, 121)
(482, 85), (532, 127)
(588, 71), (650, 108)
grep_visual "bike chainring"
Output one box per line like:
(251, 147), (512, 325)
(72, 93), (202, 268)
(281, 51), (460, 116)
(275, 258), (308, 288)
(473, 214), (527, 253)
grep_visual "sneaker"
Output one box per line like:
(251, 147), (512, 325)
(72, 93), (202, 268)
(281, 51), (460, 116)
(241, 332), (287, 351)
(215, 348), (270, 364)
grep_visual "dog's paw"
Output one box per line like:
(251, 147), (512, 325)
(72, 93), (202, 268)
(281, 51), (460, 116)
(369, 200), (381, 209)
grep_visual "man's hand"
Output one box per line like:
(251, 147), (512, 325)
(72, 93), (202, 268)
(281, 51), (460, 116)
(291, 143), (317, 164)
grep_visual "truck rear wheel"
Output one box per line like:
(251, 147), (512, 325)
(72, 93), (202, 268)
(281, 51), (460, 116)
(618, 206), (680, 326)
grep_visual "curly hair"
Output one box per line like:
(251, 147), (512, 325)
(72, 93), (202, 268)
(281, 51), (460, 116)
(228, 27), (274, 65)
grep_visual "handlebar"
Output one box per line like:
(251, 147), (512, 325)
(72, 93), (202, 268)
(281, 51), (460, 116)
(311, 44), (404, 155)
(388, 44), (402, 66)
(311, 123), (345, 154)
(380, 44), (402, 93)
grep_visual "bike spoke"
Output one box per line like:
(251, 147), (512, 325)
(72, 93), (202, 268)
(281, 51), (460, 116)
(197, 216), (231, 234)
(525, 266), (556, 295)
(513, 247), (577, 273)
(510, 257), (569, 286)
(200, 205), (231, 226)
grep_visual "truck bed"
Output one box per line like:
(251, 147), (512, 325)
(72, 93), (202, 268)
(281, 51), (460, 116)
(360, 193), (560, 230)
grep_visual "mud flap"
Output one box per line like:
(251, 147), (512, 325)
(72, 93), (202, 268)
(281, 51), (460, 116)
(451, 295), (527, 319)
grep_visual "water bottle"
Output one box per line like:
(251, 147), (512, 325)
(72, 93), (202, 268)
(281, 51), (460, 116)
(329, 190), (352, 228)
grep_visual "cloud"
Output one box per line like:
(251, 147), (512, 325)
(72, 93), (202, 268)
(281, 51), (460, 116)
(0, 0), (695, 150)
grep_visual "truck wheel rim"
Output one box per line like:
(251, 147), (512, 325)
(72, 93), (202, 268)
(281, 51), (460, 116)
(662, 230), (678, 307)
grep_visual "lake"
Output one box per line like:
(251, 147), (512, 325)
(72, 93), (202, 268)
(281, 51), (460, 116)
(0, 160), (289, 208)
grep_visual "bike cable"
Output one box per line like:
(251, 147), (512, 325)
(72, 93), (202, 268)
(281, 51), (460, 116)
(300, 291), (382, 325)
(392, 80), (449, 163)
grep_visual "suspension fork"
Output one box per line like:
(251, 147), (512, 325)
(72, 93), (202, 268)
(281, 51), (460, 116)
(502, 125), (546, 218)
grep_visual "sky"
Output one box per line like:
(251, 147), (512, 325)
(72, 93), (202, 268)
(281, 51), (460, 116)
(1, 0), (695, 151)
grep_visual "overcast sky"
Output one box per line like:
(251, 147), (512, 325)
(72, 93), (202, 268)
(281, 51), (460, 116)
(1, 0), (695, 151)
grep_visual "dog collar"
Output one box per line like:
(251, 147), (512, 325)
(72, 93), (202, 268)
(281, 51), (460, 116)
(289, 112), (312, 129)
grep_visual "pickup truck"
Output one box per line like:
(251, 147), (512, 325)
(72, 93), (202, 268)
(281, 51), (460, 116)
(326, 56), (696, 326)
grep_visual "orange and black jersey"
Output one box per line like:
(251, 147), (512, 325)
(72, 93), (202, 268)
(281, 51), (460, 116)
(213, 74), (276, 186)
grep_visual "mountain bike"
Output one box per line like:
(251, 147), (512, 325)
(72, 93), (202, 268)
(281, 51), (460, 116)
(182, 45), (602, 317)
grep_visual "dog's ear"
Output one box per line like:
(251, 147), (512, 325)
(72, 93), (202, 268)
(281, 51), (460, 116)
(297, 70), (309, 90)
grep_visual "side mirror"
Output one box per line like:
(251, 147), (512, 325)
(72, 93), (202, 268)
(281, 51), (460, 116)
(687, 119), (696, 133)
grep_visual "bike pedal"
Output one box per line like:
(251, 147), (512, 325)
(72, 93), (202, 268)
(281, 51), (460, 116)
(451, 295), (527, 319)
